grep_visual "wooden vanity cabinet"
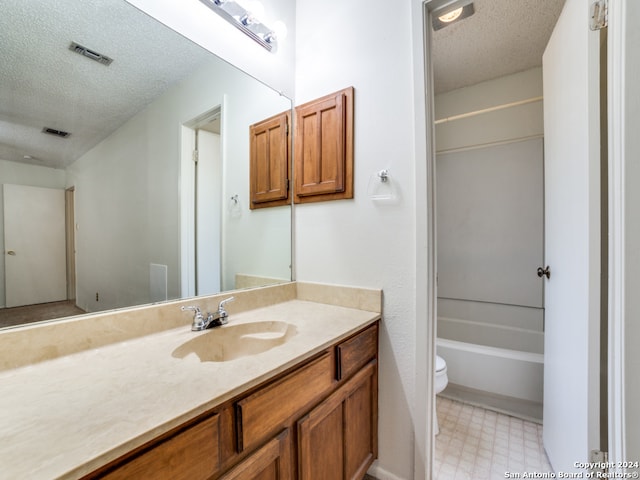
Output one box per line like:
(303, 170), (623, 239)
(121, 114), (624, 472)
(85, 322), (378, 480)
(298, 361), (377, 480)
(297, 324), (378, 480)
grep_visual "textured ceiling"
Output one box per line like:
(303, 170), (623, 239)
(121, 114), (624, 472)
(432, 0), (567, 94)
(1, 0), (568, 169)
(0, 0), (212, 169)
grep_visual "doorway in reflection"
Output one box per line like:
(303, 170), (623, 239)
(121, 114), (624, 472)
(181, 108), (223, 298)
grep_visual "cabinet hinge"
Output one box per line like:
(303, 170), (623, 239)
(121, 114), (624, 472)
(192, 149), (199, 164)
(590, 0), (608, 30)
(589, 450), (609, 473)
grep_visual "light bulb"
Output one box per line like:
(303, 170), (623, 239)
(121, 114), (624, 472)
(272, 20), (288, 41)
(240, 13), (255, 26)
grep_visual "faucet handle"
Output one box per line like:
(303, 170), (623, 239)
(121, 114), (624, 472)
(218, 296), (235, 312)
(181, 305), (202, 316)
(181, 305), (206, 331)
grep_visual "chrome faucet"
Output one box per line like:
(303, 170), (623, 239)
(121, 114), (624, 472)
(181, 296), (235, 331)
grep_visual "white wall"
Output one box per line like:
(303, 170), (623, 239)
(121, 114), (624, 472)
(0, 161), (66, 308)
(220, 93), (292, 291)
(435, 69), (545, 356)
(435, 68), (544, 151)
(294, 1), (417, 478)
(623, 0), (640, 468)
(66, 58), (289, 313)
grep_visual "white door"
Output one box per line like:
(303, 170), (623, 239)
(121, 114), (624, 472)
(542, 0), (602, 472)
(196, 130), (222, 295)
(3, 184), (67, 307)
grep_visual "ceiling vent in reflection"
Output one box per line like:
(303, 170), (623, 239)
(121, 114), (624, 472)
(69, 41), (113, 66)
(42, 127), (71, 138)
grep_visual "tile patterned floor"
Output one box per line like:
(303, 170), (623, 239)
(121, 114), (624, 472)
(434, 397), (553, 479)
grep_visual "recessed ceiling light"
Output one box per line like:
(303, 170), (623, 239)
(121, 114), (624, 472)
(432, 2), (475, 31)
(439, 7), (463, 23)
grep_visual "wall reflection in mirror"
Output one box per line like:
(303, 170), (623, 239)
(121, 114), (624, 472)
(0, 0), (292, 329)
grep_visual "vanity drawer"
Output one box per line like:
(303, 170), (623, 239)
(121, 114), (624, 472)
(236, 352), (334, 452)
(102, 413), (220, 480)
(336, 323), (378, 381)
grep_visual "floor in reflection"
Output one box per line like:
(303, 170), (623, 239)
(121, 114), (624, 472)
(0, 300), (85, 328)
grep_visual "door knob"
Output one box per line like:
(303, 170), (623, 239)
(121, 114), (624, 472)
(6, 250), (16, 256)
(537, 266), (550, 279)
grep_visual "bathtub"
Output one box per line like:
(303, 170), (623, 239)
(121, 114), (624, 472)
(437, 337), (544, 404)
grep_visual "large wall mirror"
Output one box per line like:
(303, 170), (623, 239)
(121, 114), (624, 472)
(0, 0), (292, 329)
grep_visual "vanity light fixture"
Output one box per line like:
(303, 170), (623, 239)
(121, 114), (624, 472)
(432, 0), (475, 30)
(200, 0), (279, 52)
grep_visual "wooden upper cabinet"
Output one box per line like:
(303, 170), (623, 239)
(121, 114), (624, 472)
(294, 87), (354, 203)
(250, 111), (290, 209)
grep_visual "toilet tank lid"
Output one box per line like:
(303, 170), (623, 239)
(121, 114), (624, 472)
(436, 355), (446, 372)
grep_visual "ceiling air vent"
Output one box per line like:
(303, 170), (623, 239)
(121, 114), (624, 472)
(42, 127), (71, 138)
(69, 41), (113, 66)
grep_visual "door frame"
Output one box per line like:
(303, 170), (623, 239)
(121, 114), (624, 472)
(606, 0), (627, 467)
(179, 104), (222, 299)
(65, 187), (76, 301)
(413, 0), (627, 477)
(412, 1), (438, 478)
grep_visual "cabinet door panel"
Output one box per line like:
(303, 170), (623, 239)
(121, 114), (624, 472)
(345, 365), (376, 480)
(250, 111), (290, 209)
(298, 360), (377, 480)
(297, 390), (344, 480)
(296, 95), (344, 196)
(219, 429), (291, 480)
(294, 87), (353, 203)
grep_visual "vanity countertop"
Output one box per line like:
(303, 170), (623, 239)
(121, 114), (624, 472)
(0, 297), (380, 480)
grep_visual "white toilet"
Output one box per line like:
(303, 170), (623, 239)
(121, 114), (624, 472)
(434, 355), (448, 435)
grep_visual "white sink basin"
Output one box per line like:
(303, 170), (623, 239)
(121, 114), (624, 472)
(172, 321), (296, 362)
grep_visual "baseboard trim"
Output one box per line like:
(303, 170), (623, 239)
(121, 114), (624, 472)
(367, 463), (408, 480)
